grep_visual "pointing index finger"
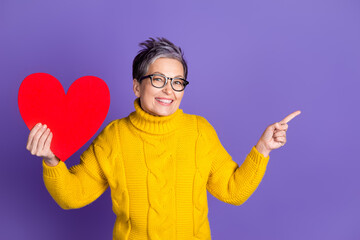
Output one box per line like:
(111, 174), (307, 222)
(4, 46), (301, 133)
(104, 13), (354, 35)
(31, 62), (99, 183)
(280, 110), (301, 124)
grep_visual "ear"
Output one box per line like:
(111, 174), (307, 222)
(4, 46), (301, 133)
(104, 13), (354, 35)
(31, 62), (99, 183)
(133, 79), (141, 98)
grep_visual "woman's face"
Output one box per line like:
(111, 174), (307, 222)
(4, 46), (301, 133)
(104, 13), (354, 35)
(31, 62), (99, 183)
(133, 57), (185, 116)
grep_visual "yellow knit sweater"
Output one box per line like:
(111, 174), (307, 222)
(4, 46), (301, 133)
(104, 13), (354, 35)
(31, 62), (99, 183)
(43, 98), (269, 240)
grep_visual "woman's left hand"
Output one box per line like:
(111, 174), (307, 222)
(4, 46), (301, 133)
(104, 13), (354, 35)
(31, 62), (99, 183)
(255, 110), (301, 157)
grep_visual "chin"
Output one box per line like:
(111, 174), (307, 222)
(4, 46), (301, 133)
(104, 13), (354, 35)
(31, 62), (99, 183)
(155, 108), (175, 116)
(156, 111), (173, 116)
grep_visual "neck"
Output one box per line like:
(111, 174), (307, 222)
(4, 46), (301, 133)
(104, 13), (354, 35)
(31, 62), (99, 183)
(129, 98), (183, 134)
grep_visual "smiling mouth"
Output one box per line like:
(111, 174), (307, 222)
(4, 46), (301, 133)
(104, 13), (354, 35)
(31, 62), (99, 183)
(155, 98), (173, 105)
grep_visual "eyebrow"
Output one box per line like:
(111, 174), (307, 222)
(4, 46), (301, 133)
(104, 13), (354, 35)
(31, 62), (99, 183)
(152, 71), (184, 78)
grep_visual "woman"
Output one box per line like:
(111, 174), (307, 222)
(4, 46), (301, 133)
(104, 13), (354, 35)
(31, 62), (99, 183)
(26, 37), (300, 239)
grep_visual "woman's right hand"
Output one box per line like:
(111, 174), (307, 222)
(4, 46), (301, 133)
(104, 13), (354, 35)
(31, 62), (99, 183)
(26, 123), (60, 167)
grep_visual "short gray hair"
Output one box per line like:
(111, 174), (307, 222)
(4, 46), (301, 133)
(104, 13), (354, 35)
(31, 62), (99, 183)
(132, 37), (188, 82)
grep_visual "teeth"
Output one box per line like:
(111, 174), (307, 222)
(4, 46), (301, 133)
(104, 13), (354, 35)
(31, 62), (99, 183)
(156, 98), (172, 103)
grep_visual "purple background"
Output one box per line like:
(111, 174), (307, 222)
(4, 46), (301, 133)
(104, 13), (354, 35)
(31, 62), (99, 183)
(1, 0), (360, 239)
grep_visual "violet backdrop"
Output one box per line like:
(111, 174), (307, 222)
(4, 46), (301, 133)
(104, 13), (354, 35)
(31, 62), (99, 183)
(1, 0), (359, 239)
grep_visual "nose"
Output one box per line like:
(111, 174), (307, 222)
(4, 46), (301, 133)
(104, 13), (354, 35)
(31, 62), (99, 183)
(162, 79), (173, 94)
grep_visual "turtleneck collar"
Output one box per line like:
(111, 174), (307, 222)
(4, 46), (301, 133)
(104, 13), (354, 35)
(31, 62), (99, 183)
(129, 98), (184, 135)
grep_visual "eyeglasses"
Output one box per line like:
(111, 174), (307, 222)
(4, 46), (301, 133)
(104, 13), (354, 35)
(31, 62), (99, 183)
(139, 74), (189, 92)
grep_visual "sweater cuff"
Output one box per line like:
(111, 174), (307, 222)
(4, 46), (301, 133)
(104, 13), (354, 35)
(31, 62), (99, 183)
(42, 159), (68, 178)
(248, 146), (270, 168)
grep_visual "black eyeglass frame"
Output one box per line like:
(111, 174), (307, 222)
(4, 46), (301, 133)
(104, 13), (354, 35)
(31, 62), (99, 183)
(139, 74), (189, 92)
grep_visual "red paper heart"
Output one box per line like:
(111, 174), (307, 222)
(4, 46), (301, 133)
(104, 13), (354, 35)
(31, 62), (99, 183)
(18, 73), (110, 161)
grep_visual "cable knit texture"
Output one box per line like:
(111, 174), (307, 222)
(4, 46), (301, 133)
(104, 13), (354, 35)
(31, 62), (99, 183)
(43, 98), (270, 240)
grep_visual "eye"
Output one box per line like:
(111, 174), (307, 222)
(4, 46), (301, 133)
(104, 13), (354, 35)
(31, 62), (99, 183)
(173, 80), (184, 86)
(152, 75), (166, 82)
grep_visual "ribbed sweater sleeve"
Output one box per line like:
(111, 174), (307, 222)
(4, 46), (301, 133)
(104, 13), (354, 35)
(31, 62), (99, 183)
(197, 116), (270, 206)
(42, 122), (117, 210)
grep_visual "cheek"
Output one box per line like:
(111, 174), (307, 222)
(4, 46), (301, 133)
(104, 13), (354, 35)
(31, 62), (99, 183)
(140, 84), (155, 97)
(140, 86), (161, 106)
(176, 92), (184, 102)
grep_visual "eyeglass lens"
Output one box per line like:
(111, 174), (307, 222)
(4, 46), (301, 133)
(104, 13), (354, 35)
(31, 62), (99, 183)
(151, 75), (186, 91)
